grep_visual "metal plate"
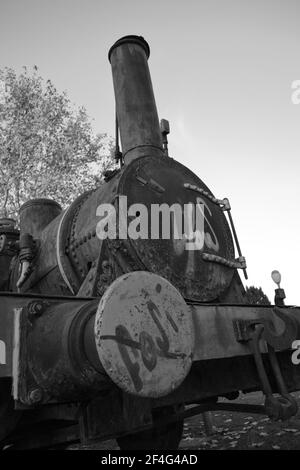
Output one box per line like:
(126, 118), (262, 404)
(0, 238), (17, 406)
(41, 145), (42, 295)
(94, 271), (194, 398)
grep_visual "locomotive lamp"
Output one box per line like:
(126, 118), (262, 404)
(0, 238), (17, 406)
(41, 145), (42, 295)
(271, 270), (286, 306)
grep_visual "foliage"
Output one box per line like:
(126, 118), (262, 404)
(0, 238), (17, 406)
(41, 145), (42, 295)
(245, 286), (271, 305)
(0, 66), (115, 219)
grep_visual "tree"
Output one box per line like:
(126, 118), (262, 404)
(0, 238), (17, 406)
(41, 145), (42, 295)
(0, 66), (115, 220)
(245, 286), (271, 305)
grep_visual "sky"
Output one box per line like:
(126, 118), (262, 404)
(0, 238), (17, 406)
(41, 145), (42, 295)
(0, 0), (299, 304)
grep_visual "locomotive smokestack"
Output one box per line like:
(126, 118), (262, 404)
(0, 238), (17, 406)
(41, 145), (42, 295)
(108, 35), (164, 165)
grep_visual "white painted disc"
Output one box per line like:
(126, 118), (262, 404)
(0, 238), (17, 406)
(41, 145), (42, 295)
(94, 271), (194, 397)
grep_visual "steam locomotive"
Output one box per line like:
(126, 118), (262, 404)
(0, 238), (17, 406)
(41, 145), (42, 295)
(1, 35), (300, 450)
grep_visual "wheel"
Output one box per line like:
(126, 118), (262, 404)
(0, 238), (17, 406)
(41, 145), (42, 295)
(117, 406), (184, 450)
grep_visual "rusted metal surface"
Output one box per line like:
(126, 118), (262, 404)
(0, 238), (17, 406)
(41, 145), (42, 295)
(95, 271), (193, 398)
(233, 307), (298, 350)
(18, 299), (108, 405)
(237, 322), (298, 420)
(190, 304), (300, 361)
(19, 198), (62, 239)
(155, 351), (300, 411)
(3, 290), (300, 406)
(116, 155), (235, 301)
(109, 35), (164, 165)
(0, 292), (109, 403)
(202, 252), (246, 270)
(3, 287), (300, 407)
(2, 291), (300, 446)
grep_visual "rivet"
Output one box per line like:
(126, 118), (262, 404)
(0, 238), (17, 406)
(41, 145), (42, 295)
(28, 388), (43, 404)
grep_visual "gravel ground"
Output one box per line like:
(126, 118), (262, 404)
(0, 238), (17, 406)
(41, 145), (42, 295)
(68, 391), (300, 450)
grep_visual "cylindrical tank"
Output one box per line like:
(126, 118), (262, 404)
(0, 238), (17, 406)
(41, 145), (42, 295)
(20, 199), (62, 239)
(25, 298), (108, 403)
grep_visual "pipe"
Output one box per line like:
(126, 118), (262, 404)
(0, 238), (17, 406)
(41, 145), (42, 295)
(108, 35), (164, 165)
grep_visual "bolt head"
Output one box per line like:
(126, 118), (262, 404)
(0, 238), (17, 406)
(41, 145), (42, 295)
(28, 388), (43, 404)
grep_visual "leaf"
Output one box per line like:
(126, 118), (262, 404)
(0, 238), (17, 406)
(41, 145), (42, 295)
(252, 442), (264, 448)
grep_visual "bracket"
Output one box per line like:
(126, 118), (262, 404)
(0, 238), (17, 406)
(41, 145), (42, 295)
(233, 316), (298, 421)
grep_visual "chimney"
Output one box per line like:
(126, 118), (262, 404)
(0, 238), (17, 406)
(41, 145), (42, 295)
(109, 35), (164, 165)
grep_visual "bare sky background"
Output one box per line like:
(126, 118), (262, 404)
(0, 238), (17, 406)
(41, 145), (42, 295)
(0, 0), (299, 304)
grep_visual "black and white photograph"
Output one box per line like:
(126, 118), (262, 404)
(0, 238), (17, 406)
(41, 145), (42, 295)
(0, 0), (300, 455)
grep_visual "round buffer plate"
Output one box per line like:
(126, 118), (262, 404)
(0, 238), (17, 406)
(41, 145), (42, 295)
(94, 271), (194, 398)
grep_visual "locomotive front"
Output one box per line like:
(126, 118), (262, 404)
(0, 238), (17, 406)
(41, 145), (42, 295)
(1, 35), (300, 450)
(4, 35), (243, 402)
(13, 35), (238, 303)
